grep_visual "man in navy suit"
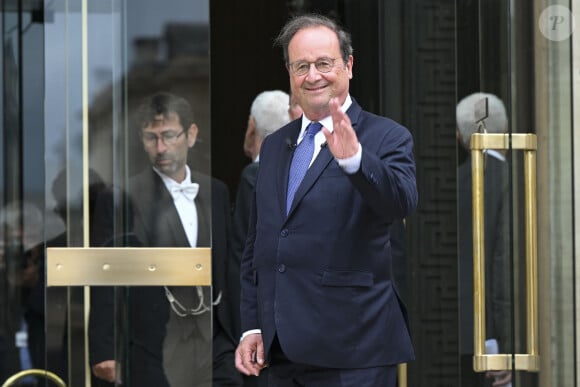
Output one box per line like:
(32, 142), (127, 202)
(235, 14), (418, 387)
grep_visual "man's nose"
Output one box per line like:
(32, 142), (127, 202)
(305, 63), (322, 80)
(155, 137), (168, 152)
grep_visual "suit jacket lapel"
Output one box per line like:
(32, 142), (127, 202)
(285, 100), (362, 217)
(140, 169), (190, 247)
(278, 121), (302, 216)
(286, 147), (333, 216)
(191, 173), (210, 247)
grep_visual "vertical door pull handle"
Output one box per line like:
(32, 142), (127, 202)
(470, 133), (539, 372)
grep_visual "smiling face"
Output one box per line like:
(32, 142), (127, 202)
(287, 25), (353, 121)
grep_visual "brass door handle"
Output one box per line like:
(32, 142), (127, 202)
(397, 363), (407, 387)
(470, 133), (539, 372)
(2, 369), (66, 387)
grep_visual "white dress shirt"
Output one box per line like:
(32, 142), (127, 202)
(153, 165), (199, 247)
(296, 94), (362, 174)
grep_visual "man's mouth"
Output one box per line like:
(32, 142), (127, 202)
(306, 84), (327, 92)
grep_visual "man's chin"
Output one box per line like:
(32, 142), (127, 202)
(155, 163), (173, 174)
(304, 100), (331, 117)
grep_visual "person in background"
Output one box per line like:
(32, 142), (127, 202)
(456, 92), (512, 387)
(235, 14), (417, 387)
(288, 91), (303, 121)
(89, 92), (242, 387)
(0, 201), (44, 386)
(231, 90), (292, 339)
(242, 90), (291, 163)
(232, 90), (292, 386)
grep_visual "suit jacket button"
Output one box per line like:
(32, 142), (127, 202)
(277, 264), (286, 273)
(280, 229), (289, 237)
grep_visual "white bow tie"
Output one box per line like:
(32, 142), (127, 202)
(170, 182), (199, 202)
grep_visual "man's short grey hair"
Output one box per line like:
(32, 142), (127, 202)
(250, 90), (291, 139)
(456, 92), (508, 149)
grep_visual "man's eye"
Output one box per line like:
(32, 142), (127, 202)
(295, 63), (308, 72)
(317, 61), (331, 69)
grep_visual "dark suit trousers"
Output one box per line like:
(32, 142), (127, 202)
(264, 336), (397, 387)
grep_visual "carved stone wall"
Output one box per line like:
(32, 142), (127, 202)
(402, 2), (459, 386)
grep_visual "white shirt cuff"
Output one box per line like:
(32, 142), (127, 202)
(240, 329), (262, 342)
(336, 143), (362, 174)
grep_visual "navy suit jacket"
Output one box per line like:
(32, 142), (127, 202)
(240, 99), (417, 368)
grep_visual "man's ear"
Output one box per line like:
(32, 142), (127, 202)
(456, 130), (464, 146)
(243, 116), (257, 158)
(247, 116), (257, 136)
(187, 124), (199, 148)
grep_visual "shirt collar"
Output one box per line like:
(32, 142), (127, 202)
(484, 149), (506, 162)
(299, 94), (352, 136)
(153, 164), (193, 190)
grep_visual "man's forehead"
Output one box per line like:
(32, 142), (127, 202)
(153, 111), (179, 122)
(288, 27), (340, 59)
(144, 112), (181, 129)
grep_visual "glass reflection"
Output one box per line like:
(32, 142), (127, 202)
(456, 92), (512, 386)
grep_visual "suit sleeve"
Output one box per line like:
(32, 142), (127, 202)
(231, 165), (256, 269)
(238, 170), (259, 334)
(348, 122), (418, 220)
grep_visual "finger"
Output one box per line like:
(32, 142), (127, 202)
(243, 347), (262, 376)
(329, 97), (341, 113)
(235, 347), (252, 375)
(330, 100), (346, 131)
(242, 357), (261, 376)
(104, 368), (116, 383)
(256, 340), (266, 366)
(235, 358), (252, 375)
(94, 368), (115, 383)
(322, 126), (333, 144)
(333, 116), (354, 144)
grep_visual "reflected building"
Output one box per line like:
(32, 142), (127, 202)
(89, 23), (211, 184)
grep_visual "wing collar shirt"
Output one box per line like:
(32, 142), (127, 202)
(153, 165), (199, 247)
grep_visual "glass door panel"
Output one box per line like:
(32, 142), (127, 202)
(0, 1), (57, 385)
(455, 1), (525, 385)
(457, 1), (575, 386)
(41, 0), (215, 386)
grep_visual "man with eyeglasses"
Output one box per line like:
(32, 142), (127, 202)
(235, 14), (417, 387)
(89, 92), (242, 387)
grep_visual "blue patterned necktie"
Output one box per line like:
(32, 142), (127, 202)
(286, 121), (323, 214)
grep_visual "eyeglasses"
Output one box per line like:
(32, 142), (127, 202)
(141, 129), (185, 146)
(287, 57), (339, 76)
